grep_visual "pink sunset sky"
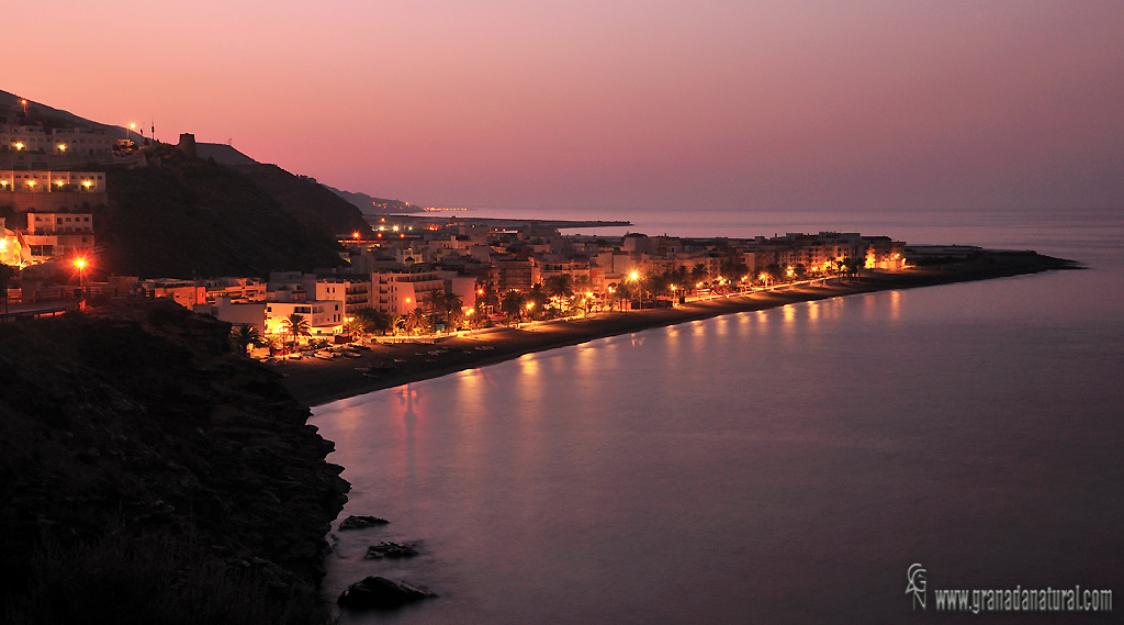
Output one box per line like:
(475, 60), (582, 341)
(7, 0), (1124, 213)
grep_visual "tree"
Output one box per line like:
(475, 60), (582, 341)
(282, 313), (311, 351)
(354, 308), (392, 335)
(544, 274), (574, 300)
(844, 256), (862, 277)
(404, 308), (430, 334)
(501, 289), (526, 321)
(230, 324), (261, 355)
(765, 263), (783, 282)
(690, 263), (708, 284)
(719, 257), (749, 281)
(526, 284), (548, 318)
(424, 289), (463, 330)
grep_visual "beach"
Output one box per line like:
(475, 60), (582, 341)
(282, 250), (1075, 407)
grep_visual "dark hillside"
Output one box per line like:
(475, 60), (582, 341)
(0, 301), (349, 624)
(100, 145), (348, 277)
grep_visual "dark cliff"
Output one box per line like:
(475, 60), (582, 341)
(99, 144), (352, 277)
(0, 302), (349, 624)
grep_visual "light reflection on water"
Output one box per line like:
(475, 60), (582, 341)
(314, 210), (1124, 625)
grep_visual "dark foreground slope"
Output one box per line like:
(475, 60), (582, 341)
(100, 145), (350, 277)
(0, 301), (349, 625)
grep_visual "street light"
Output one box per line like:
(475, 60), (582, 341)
(73, 256), (88, 299)
(627, 270), (643, 310)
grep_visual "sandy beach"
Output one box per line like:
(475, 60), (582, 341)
(280, 251), (1075, 407)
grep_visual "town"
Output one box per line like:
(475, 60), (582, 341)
(1, 110), (910, 360)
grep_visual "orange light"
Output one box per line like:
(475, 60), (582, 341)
(13, 142), (25, 151)
(81, 179), (93, 189)
(476, 288), (485, 296)
(73, 257), (88, 270)
(404, 297), (412, 304)
(352, 230), (360, 239)
(57, 143), (67, 152)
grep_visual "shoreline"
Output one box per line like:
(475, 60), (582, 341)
(282, 251), (1077, 408)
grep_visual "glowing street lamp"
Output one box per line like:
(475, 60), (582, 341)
(13, 141), (25, 151)
(57, 143), (68, 153)
(73, 256), (88, 298)
(352, 230), (361, 240)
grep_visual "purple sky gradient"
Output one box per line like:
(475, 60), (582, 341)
(8, 1), (1124, 212)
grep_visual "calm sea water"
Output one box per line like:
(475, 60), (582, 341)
(314, 207), (1124, 624)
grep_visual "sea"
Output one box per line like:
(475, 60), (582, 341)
(313, 206), (1124, 624)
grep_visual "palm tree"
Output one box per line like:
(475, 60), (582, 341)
(282, 313), (311, 352)
(544, 274), (574, 300)
(501, 289), (526, 321)
(354, 308), (392, 335)
(392, 314), (408, 335)
(405, 308), (430, 334)
(690, 263), (708, 285)
(231, 324), (261, 355)
(444, 292), (464, 327)
(423, 289), (447, 321)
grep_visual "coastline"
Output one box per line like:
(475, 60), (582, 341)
(283, 250), (1077, 408)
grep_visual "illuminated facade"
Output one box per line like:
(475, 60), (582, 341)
(0, 170), (106, 194)
(1, 126), (115, 158)
(264, 301), (343, 337)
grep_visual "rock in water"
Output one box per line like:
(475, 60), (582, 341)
(338, 576), (436, 609)
(365, 541), (420, 559)
(339, 515), (389, 530)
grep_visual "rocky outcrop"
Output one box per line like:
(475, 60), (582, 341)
(338, 576), (436, 610)
(365, 541), (420, 559)
(0, 301), (350, 623)
(339, 514), (390, 530)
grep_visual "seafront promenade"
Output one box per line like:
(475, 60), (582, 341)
(282, 250), (1075, 406)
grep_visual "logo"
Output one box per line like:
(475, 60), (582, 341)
(906, 563), (928, 610)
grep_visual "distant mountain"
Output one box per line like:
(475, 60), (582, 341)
(1, 90), (375, 277)
(325, 185), (421, 215)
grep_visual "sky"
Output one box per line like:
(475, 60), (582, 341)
(7, 0), (1124, 214)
